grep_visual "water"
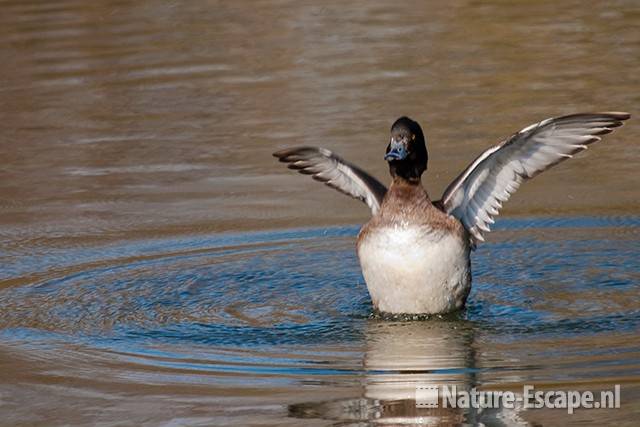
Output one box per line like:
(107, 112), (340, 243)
(1, 217), (639, 425)
(1, 0), (639, 425)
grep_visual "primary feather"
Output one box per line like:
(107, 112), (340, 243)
(273, 146), (388, 215)
(439, 112), (630, 245)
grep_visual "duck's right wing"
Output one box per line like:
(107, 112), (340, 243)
(273, 146), (387, 215)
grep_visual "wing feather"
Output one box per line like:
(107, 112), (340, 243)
(273, 146), (387, 215)
(439, 112), (630, 246)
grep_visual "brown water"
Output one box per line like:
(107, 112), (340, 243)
(1, 1), (639, 426)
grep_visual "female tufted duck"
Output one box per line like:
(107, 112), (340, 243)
(273, 112), (630, 314)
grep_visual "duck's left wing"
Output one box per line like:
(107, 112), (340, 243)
(273, 146), (387, 215)
(438, 112), (630, 245)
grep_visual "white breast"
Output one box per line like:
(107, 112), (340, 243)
(357, 224), (471, 314)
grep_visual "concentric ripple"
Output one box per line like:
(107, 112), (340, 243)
(0, 217), (639, 424)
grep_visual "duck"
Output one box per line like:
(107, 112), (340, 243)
(273, 112), (630, 314)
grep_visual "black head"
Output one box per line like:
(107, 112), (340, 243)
(384, 116), (428, 182)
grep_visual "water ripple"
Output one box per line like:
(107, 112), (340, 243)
(0, 217), (638, 392)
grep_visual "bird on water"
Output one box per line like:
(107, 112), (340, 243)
(273, 112), (630, 315)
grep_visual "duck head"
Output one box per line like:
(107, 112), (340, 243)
(385, 116), (428, 182)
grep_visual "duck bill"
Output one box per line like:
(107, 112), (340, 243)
(384, 140), (409, 161)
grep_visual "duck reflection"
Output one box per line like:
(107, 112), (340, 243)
(290, 318), (528, 426)
(362, 319), (475, 425)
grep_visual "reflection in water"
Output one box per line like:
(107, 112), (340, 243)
(364, 320), (476, 402)
(292, 320), (529, 426)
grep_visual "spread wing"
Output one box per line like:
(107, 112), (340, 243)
(273, 146), (387, 215)
(439, 112), (630, 245)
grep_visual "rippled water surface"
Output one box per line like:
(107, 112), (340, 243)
(1, 217), (639, 425)
(1, 0), (639, 426)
